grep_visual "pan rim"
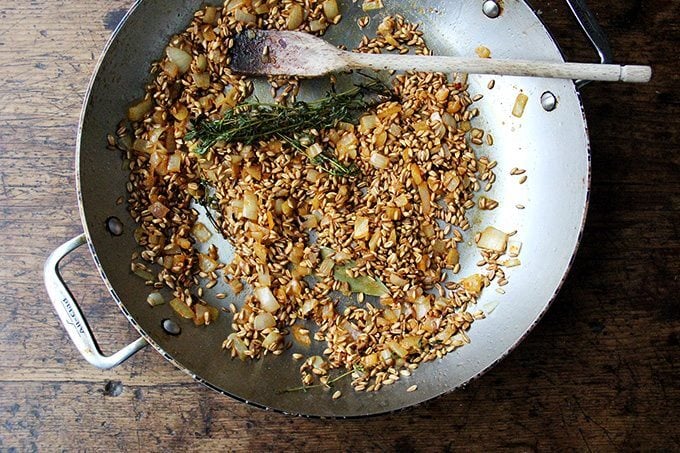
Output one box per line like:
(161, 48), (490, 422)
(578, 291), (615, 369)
(74, 0), (591, 418)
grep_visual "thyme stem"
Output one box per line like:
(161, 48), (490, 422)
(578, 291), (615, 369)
(185, 79), (391, 177)
(279, 367), (360, 394)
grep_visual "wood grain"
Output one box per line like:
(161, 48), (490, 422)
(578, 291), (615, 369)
(1, 0), (678, 451)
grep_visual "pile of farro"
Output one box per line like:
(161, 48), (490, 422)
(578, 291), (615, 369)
(113, 0), (520, 394)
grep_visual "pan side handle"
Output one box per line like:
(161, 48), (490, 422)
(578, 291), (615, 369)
(565, 0), (613, 88)
(44, 234), (148, 369)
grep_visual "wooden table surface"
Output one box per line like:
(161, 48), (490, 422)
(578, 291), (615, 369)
(1, 0), (678, 450)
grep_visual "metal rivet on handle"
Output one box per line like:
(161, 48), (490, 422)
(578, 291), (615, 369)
(162, 319), (181, 335)
(541, 91), (558, 111)
(482, 1), (501, 18)
(106, 216), (124, 236)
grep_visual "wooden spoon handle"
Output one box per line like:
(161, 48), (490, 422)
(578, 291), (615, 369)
(345, 53), (652, 83)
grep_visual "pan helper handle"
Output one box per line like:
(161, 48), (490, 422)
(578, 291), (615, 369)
(44, 234), (147, 369)
(565, 0), (614, 88)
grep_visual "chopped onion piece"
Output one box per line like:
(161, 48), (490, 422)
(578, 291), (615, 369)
(432, 239), (447, 255)
(254, 259), (269, 281)
(226, 0), (245, 12)
(171, 104), (188, 121)
(401, 335), (421, 351)
(291, 324), (312, 346)
(262, 331), (282, 350)
(512, 93), (529, 118)
(362, 0), (384, 12)
(160, 60), (179, 78)
(362, 352), (380, 369)
(192, 71), (210, 89)
(394, 194), (409, 208)
(310, 355), (325, 369)
(503, 258), (522, 267)
(234, 9), (257, 25)
(191, 222), (212, 242)
(461, 274), (484, 296)
(353, 216), (370, 240)
(193, 304), (209, 326)
(127, 98), (153, 122)
(167, 153), (182, 173)
(434, 325), (456, 342)
(306, 169), (320, 183)
(368, 229), (381, 251)
(475, 45), (491, 58)
(254, 3), (270, 14)
(146, 292), (165, 307)
(287, 4), (304, 30)
(286, 278), (303, 296)
(198, 254), (218, 273)
(337, 131), (358, 147)
(322, 0), (339, 19)
(254, 312), (276, 330)
(193, 304), (218, 326)
(309, 19), (325, 32)
(300, 299), (316, 316)
(442, 112), (457, 130)
(169, 298), (194, 319)
(166, 46), (192, 74)
(383, 307), (399, 323)
(484, 300), (500, 314)
(445, 172), (460, 191)
(378, 103), (402, 119)
(227, 333), (248, 360)
(477, 226), (508, 252)
(369, 152), (390, 169)
(387, 340), (408, 358)
(149, 151), (168, 175)
(389, 272), (408, 287)
(149, 201), (169, 219)
(412, 120), (429, 132)
(359, 114), (379, 131)
(281, 198), (295, 217)
(321, 302), (335, 320)
(410, 163), (423, 185)
(446, 247), (460, 266)
(289, 244), (304, 265)
(379, 348), (393, 363)
(306, 142), (323, 159)
(413, 296), (431, 319)
(203, 6), (217, 24)
(508, 239), (523, 257)
(384, 34), (399, 48)
(250, 240), (266, 261)
(419, 316), (437, 333)
(318, 257), (335, 276)
(254, 286), (280, 313)
(417, 183), (431, 215)
(388, 123), (402, 137)
(244, 164), (261, 180)
(339, 320), (360, 340)
(421, 222), (435, 239)
(242, 191), (258, 221)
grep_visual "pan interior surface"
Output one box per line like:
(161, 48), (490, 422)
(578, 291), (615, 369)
(77, 0), (589, 416)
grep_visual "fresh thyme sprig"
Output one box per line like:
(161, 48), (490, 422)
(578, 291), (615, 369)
(185, 79), (392, 177)
(279, 365), (364, 394)
(196, 179), (225, 238)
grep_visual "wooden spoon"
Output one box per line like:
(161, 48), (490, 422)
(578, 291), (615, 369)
(230, 30), (651, 83)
